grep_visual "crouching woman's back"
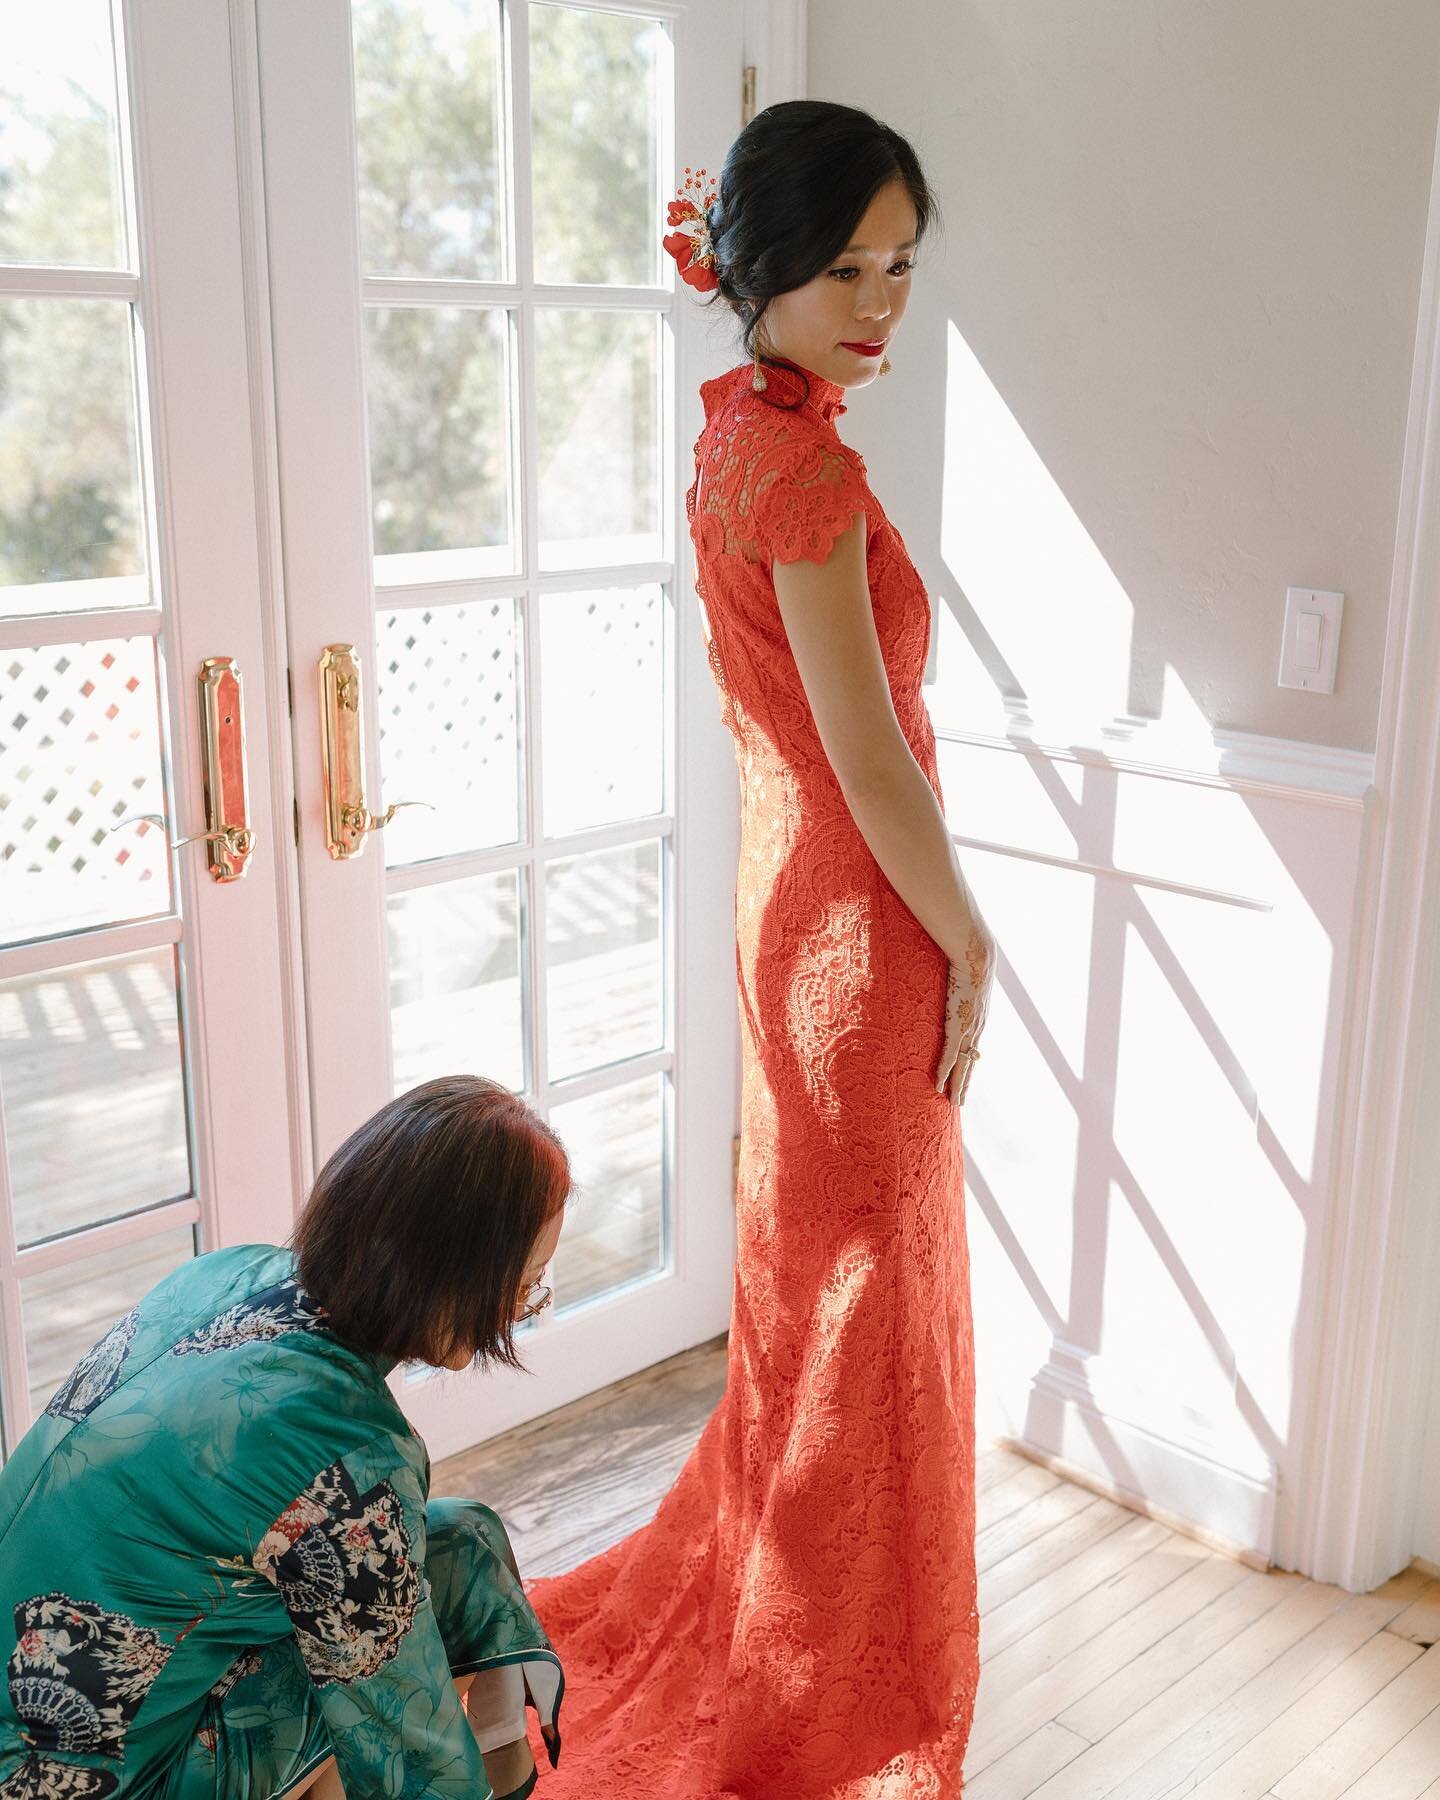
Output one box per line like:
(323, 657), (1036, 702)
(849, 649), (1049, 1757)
(0, 1074), (569, 1800)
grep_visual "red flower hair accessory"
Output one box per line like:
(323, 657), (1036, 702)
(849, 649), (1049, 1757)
(663, 165), (720, 292)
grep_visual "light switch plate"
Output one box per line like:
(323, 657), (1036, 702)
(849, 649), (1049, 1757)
(1278, 587), (1343, 692)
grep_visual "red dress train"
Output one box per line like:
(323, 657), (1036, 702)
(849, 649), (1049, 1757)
(524, 358), (980, 1798)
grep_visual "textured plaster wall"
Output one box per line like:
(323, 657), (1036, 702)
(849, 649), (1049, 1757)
(809, 1), (1440, 752)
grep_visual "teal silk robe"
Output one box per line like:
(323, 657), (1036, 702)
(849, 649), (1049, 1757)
(0, 1243), (563, 1798)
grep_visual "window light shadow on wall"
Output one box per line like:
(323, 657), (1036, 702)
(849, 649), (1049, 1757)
(929, 321), (1349, 1533)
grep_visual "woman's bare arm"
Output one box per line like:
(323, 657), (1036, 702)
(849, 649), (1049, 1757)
(770, 513), (989, 969)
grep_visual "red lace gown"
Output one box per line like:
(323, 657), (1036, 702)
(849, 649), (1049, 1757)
(523, 357), (979, 1797)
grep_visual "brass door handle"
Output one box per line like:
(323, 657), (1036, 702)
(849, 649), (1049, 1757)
(318, 643), (432, 859)
(108, 655), (254, 883)
(111, 815), (255, 858)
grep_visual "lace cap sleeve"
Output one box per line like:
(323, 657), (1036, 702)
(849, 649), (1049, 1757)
(749, 435), (868, 569)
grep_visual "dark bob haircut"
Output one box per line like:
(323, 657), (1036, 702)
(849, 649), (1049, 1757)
(291, 1074), (570, 1373)
(702, 100), (941, 409)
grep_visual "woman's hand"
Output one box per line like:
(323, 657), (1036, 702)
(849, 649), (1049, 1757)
(935, 918), (996, 1106)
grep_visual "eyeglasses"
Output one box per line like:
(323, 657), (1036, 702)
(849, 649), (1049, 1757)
(517, 1279), (553, 1322)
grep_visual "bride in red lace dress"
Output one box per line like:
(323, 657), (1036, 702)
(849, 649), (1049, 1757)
(524, 101), (997, 1798)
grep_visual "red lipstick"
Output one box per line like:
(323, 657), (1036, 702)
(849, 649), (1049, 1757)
(840, 340), (886, 357)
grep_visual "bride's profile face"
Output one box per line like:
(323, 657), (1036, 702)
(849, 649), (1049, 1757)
(757, 175), (919, 392)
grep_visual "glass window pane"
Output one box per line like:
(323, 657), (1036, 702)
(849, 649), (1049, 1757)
(0, 948), (191, 1247)
(21, 1225), (195, 1424)
(389, 872), (525, 1095)
(376, 600), (522, 866)
(549, 1072), (665, 1310)
(535, 309), (660, 572)
(541, 585), (664, 835)
(0, 4), (127, 270)
(529, 3), (664, 287)
(546, 840), (662, 1083)
(0, 637), (172, 947)
(352, 0), (505, 281)
(366, 306), (515, 584)
(0, 299), (150, 615)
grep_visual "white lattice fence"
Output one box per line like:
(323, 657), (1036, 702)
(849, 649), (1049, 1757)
(0, 635), (169, 940)
(375, 600), (521, 864)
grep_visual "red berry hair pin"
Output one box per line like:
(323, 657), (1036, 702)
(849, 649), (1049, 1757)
(663, 165), (720, 292)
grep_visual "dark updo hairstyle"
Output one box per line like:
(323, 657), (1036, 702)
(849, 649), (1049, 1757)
(291, 1074), (571, 1372)
(703, 100), (941, 410)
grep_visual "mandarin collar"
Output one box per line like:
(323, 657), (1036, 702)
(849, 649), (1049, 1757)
(745, 358), (848, 424)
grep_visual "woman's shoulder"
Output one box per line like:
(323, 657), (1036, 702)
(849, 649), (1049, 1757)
(700, 376), (867, 487)
(180, 1311), (419, 1523)
(691, 365), (873, 569)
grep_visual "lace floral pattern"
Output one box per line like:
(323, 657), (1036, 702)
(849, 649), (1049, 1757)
(749, 435), (869, 567)
(524, 361), (979, 1795)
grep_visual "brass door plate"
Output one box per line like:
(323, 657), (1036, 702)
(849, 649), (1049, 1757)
(196, 656), (253, 881)
(319, 642), (372, 859)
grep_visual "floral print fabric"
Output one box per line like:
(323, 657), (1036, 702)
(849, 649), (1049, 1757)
(0, 1244), (564, 1798)
(168, 1278), (327, 1358)
(42, 1313), (138, 1425)
(253, 1462), (421, 1687)
(0, 1753), (115, 1798)
(8, 1595), (172, 1762)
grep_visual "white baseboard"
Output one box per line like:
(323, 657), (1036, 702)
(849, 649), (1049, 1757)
(991, 1431), (1273, 1574)
(1007, 1343), (1278, 1568)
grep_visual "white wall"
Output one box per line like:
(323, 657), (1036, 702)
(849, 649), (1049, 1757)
(814, 0), (1440, 754)
(807, 1), (1440, 1577)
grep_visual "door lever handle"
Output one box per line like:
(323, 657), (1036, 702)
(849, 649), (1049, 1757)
(318, 643), (432, 859)
(110, 815), (255, 859)
(107, 656), (254, 883)
(336, 797), (434, 840)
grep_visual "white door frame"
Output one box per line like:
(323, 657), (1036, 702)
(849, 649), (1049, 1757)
(0, 0), (304, 1438)
(1281, 88), (1440, 1591)
(126, 0), (304, 1249)
(251, 0), (745, 1458)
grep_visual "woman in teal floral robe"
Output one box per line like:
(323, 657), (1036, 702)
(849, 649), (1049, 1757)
(0, 1077), (569, 1799)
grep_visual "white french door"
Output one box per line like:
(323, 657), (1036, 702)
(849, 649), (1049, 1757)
(257, 0), (742, 1457)
(0, 0), (743, 1463)
(0, 0), (303, 1448)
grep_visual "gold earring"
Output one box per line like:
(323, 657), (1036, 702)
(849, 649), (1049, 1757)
(878, 353), (892, 377)
(751, 337), (768, 392)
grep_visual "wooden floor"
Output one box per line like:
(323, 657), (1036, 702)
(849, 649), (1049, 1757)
(437, 1335), (1440, 1798)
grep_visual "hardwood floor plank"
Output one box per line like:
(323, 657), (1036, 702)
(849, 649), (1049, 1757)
(1103, 1584), (1426, 1799)
(1032, 1579), (1351, 1798)
(966, 1553), (1251, 1775)
(1388, 1578), (1440, 1649)
(980, 1507), (1171, 1647)
(1272, 1641), (1440, 1798)
(978, 1442), (1036, 1494)
(978, 1459), (1065, 1529)
(1332, 1699), (1440, 1799)
(963, 1719), (1092, 1800)
(1191, 1628), (1422, 1799)
(982, 1529), (1214, 1703)
(435, 1333), (728, 1577)
(977, 1475), (1099, 1574)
